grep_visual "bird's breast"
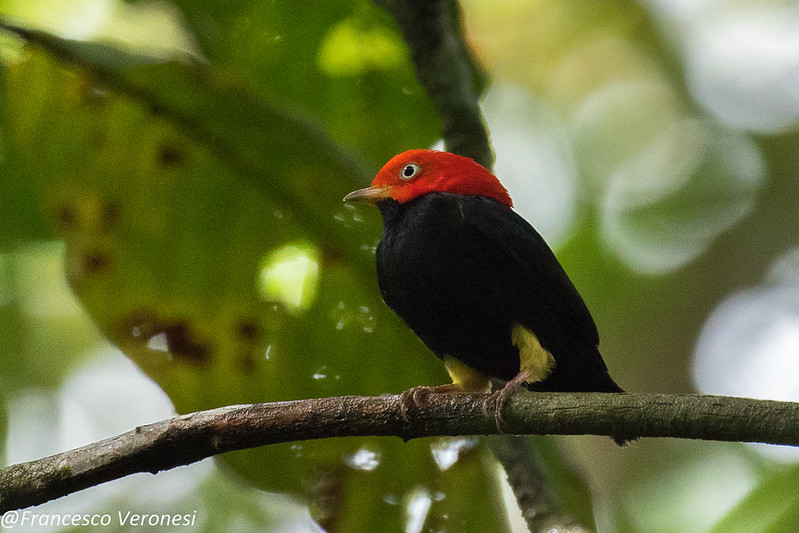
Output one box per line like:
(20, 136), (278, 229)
(375, 194), (523, 380)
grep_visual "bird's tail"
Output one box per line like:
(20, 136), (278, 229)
(591, 374), (634, 446)
(523, 344), (631, 445)
(522, 361), (623, 394)
(591, 370), (625, 394)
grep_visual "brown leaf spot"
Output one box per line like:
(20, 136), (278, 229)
(156, 145), (184, 168)
(321, 246), (347, 268)
(55, 204), (78, 230)
(83, 252), (110, 274)
(163, 322), (210, 365)
(236, 320), (259, 341)
(237, 352), (257, 373)
(101, 201), (120, 231)
(122, 313), (209, 365)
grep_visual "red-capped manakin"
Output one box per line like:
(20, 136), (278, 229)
(344, 149), (623, 427)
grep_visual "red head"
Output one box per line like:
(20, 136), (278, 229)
(344, 149), (513, 208)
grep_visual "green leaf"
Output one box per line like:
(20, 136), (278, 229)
(530, 436), (597, 529)
(0, 57), (49, 247)
(571, 78), (764, 274)
(710, 464), (799, 533)
(1, 23), (505, 531)
(151, 0), (440, 163)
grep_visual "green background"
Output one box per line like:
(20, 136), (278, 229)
(1, 0), (799, 531)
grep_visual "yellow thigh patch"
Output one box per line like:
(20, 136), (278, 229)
(511, 324), (556, 383)
(443, 356), (492, 393)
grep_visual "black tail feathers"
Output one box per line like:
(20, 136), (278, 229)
(521, 360), (633, 446)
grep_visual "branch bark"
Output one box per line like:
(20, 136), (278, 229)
(487, 436), (576, 532)
(2, 392), (798, 514)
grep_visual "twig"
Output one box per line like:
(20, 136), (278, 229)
(487, 436), (578, 532)
(2, 392), (798, 513)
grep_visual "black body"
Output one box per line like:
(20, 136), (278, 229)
(376, 192), (622, 392)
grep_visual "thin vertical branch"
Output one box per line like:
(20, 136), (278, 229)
(371, 3), (580, 530)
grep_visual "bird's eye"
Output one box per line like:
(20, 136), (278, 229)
(400, 163), (420, 180)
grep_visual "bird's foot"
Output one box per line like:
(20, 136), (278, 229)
(399, 384), (460, 421)
(483, 371), (532, 432)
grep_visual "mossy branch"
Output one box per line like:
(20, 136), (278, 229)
(2, 392), (798, 513)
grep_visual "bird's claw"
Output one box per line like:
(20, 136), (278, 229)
(484, 371), (531, 432)
(399, 386), (428, 421)
(399, 384), (458, 421)
(482, 389), (511, 433)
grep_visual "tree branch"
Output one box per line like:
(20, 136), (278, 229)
(2, 392), (797, 513)
(486, 436), (577, 532)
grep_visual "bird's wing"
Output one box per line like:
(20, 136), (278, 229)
(457, 196), (600, 347)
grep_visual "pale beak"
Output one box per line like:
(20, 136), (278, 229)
(343, 185), (392, 204)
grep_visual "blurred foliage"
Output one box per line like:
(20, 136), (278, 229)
(0, 5), (516, 533)
(0, 1), (532, 531)
(2, 0), (799, 532)
(709, 463), (799, 533)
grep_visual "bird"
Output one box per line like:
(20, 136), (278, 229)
(344, 149), (624, 436)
